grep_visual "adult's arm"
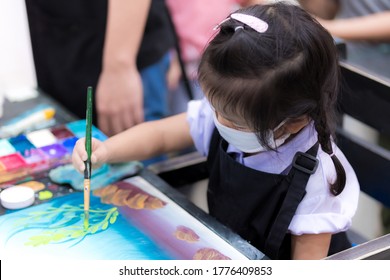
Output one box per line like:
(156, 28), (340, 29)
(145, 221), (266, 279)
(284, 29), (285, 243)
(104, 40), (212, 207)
(96, 0), (151, 136)
(318, 11), (390, 41)
(298, 0), (340, 19)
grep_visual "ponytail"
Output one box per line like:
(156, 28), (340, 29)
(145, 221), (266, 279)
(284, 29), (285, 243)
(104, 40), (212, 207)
(314, 117), (346, 196)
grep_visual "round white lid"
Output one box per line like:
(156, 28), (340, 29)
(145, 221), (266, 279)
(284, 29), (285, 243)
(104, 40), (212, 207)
(0, 186), (35, 209)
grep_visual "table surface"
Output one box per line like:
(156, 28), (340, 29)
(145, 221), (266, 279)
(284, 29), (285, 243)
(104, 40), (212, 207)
(0, 90), (76, 127)
(326, 233), (390, 260)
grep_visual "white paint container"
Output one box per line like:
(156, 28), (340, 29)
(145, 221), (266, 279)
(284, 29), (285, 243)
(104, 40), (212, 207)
(0, 186), (35, 209)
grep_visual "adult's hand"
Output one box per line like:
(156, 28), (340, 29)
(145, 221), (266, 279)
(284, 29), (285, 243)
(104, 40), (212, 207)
(96, 65), (144, 136)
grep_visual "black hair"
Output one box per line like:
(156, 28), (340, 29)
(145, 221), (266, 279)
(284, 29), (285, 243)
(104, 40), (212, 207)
(198, 2), (346, 195)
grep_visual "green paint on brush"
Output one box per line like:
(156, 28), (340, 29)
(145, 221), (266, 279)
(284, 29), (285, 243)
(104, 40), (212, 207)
(85, 86), (93, 167)
(84, 86), (93, 230)
(84, 210), (89, 231)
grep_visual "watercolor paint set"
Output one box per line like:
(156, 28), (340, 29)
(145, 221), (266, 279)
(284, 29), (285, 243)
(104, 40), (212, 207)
(0, 120), (107, 185)
(0, 172), (75, 216)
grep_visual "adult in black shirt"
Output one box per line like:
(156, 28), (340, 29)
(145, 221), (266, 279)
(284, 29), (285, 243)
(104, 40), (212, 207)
(25, 0), (174, 136)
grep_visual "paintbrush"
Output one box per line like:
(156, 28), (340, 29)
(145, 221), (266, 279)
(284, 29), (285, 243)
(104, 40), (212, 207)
(84, 86), (93, 230)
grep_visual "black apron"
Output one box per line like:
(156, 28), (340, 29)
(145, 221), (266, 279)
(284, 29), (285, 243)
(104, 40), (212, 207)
(207, 129), (351, 259)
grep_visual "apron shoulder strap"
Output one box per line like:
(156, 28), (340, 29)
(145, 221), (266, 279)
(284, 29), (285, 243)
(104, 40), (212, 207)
(264, 142), (319, 259)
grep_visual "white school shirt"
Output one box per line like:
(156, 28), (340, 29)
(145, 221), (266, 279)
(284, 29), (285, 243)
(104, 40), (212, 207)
(186, 98), (360, 235)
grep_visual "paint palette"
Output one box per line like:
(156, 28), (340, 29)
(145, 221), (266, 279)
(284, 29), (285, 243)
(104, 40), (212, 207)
(0, 171), (76, 215)
(0, 120), (107, 185)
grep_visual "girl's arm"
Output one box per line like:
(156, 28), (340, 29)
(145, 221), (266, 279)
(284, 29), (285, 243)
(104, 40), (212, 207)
(103, 113), (194, 163)
(72, 113), (194, 172)
(291, 233), (332, 259)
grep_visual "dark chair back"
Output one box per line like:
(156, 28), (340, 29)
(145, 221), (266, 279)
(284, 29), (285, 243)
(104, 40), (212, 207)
(337, 62), (390, 208)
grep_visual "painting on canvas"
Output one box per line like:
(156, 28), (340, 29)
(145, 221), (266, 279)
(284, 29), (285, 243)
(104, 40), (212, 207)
(0, 176), (249, 260)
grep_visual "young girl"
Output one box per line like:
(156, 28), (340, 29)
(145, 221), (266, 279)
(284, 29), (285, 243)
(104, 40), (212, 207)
(72, 2), (359, 259)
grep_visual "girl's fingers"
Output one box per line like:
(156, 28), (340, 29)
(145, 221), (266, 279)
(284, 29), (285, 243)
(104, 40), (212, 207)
(72, 153), (85, 173)
(72, 137), (105, 173)
(79, 162), (86, 172)
(91, 154), (97, 164)
(72, 138), (87, 173)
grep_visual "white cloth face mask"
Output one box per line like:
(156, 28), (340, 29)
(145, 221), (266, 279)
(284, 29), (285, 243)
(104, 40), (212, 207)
(212, 112), (290, 153)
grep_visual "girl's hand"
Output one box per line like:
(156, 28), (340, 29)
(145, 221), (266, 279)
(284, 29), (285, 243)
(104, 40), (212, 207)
(72, 138), (109, 173)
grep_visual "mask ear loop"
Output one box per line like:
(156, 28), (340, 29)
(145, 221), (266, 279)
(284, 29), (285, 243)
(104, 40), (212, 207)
(270, 119), (291, 148)
(273, 119), (288, 132)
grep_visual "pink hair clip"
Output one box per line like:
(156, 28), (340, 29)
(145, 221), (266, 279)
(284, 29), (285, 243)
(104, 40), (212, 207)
(231, 13), (268, 33)
(213, 13), (268, 33)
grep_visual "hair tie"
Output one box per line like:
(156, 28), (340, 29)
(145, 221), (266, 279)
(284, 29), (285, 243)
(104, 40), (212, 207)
(214, 13), (268, 33)
(234, 26), (244, 32)
(330, 152), (335, 157)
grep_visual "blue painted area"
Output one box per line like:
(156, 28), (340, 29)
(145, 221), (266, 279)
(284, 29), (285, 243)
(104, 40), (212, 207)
(0, 139), (16, 157)
(66, 120), (107, 141)
(61, 137), (79, 153)
(8, 135), (35, 154)
(49, 162), (142, 191)
(0, 193), (172, 260)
